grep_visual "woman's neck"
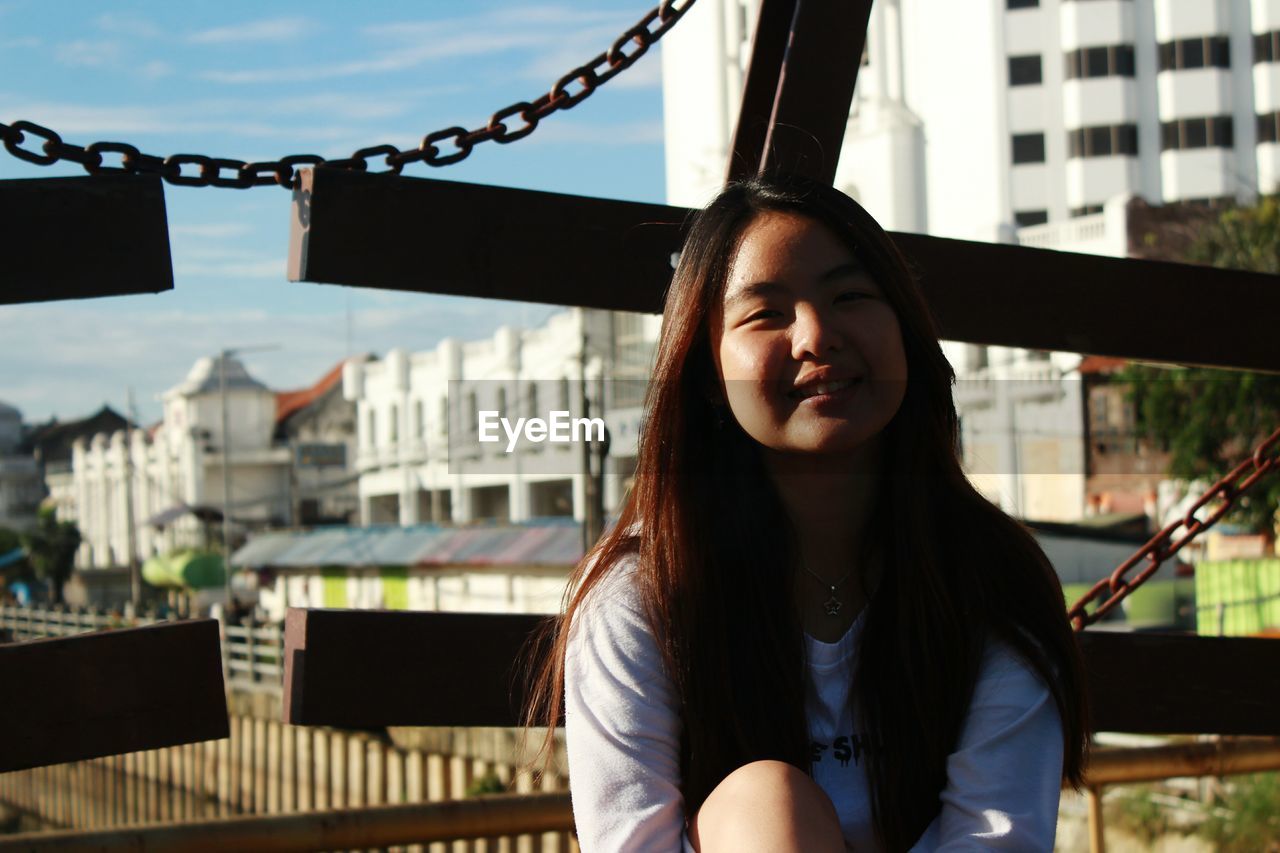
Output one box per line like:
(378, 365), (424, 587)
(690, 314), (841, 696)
(761, 437), (885, 640)
(762, 436), (884, 580)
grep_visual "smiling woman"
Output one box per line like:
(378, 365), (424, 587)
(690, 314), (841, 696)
(524, 175), (1091, 852)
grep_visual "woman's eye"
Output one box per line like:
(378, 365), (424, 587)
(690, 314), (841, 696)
(746, 309), (781, 322)
(837, 291), (868, 303)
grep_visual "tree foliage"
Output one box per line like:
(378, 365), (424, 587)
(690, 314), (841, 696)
(20, 507), (81, 605)
(1120, 196), (1280, 534)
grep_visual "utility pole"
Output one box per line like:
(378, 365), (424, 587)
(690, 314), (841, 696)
(580, 325), (596, 554)
(123, 388), (140, 608)
(219, 350), (232, 610)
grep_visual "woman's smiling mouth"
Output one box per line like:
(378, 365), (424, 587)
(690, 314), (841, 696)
(788, 377), (861, 401)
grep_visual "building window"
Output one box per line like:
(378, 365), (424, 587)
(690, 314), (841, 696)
(1067, 123), (1138, 158)
(1009, 55), (1042, 86)
(439, 397), (449, 440)
(1012, 132), (1046, 164)
(1158, 36), (1231, 72)
(1159, 116), (1234, 151)
(367, 410), (377, 447)
(1258, 111), (1280, 143)
(1254, 31), (1280, 64)
(414, 400), (425, 438)
(1070, 204), (1105, 217)
(1007, 0), (1038, 8)
(1014, 210), (1049, 227)
(390, 404), (399, 442)
(559, 376), (571, 412)
(1065, 44), (1136, 79)
(467, 391), (478, 432)
(496, 387), (507, 418)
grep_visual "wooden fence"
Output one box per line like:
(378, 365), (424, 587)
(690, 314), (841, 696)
(0, 606), (575, 850)
(0, 605), (285, 692)
(0, 715), (575, 853)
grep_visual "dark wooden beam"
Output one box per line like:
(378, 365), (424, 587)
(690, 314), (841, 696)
(287, 168), (679, 314)
(0, 174), (173, 305)
(759, 0), (873, 184)
(725, 0), (797, 182)
(289, 168), (1280, 372)
(1078, 631), (1280, 735)
(283, 608), (1280, 735)
(0, 620), (228, 772)
(283, 608), (548, 728)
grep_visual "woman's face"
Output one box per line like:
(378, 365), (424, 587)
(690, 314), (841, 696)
(710, 209), (908, 460)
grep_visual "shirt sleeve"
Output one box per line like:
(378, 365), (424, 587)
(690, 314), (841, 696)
(907, 640), (1065, 852)
(564, 560), (689, 853)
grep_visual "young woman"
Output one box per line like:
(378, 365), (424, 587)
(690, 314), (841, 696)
(526, 176), (1090, 851)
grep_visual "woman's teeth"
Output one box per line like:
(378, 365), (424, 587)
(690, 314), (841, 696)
(790, 379), (857, 400)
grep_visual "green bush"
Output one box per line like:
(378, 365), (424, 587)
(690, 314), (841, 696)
(1199, 772), (1280, 852)
(465, 772), (507, 797)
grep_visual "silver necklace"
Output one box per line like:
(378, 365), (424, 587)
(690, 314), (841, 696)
(801, 562), (855, 616)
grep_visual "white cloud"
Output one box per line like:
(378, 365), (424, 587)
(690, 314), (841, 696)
(170, 223), (255, 239)
(173, 258), (286, 280)
(201, 33), (535, 84)
(138, 60), (173, 80)
(1, 36), (41, 49)
(96, 13), (164, 39)
(54, 40), (123, 68)
(0, 294), (545, 423)
(188, 17), (316, 45)
(202, 6), (638, 86)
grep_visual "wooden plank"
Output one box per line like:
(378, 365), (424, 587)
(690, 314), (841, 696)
(725, 0), (796, 182)
(0, 620), (228, 772)
(289, 168), (1280, 372)
(284, 608), (1280, 734)
(287, 168), (680, 315)
(283, 608), (548, 728)
(0, 173), (173, 305)
(759, 0), (873, 184)
(1078, 631), (1280, 735)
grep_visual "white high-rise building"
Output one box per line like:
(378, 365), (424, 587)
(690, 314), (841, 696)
(663, 0), (1271, 241)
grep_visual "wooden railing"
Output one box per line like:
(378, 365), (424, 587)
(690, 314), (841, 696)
(0, 606), (284, 692)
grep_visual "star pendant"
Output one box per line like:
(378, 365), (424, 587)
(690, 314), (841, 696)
(823, 594), (842, 616)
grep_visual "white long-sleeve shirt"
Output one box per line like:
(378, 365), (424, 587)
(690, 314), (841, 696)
(564, 556), (1065, 852)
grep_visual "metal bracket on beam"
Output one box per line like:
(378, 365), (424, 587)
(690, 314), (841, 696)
(0, 173), (173, 305)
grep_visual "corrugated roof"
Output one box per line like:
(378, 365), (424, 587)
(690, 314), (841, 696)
(231, 521), (587, 569)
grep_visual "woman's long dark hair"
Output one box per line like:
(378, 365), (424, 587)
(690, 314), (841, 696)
(524, 175), (1090, 850)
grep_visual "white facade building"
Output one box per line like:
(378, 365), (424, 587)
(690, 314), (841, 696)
(66, 356), (357, 569)
(345, 308), (660, 526)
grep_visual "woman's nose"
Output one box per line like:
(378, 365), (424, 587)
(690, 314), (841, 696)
(790, 304), (843, 359)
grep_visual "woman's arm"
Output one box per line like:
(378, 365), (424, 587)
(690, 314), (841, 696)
(908, 640), (1065, 852)
(565, 563), (688, 852)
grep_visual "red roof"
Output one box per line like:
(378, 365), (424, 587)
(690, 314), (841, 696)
(1078, 355), (1129, 375)
(275, 360), (346, 425)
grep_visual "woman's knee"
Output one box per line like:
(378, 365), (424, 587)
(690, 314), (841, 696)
(690, 760), (842, 852)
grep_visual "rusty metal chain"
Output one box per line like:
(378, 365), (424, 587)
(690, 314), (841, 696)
(0, 0), (694, 189)
(1068, 424), (1280, 631)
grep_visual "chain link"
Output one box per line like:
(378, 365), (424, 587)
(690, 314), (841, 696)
(0, 0), (695, 189)
(1068, 424), (1280, 631)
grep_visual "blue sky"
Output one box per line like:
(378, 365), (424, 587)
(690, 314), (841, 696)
(0, 1), (668, 424)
